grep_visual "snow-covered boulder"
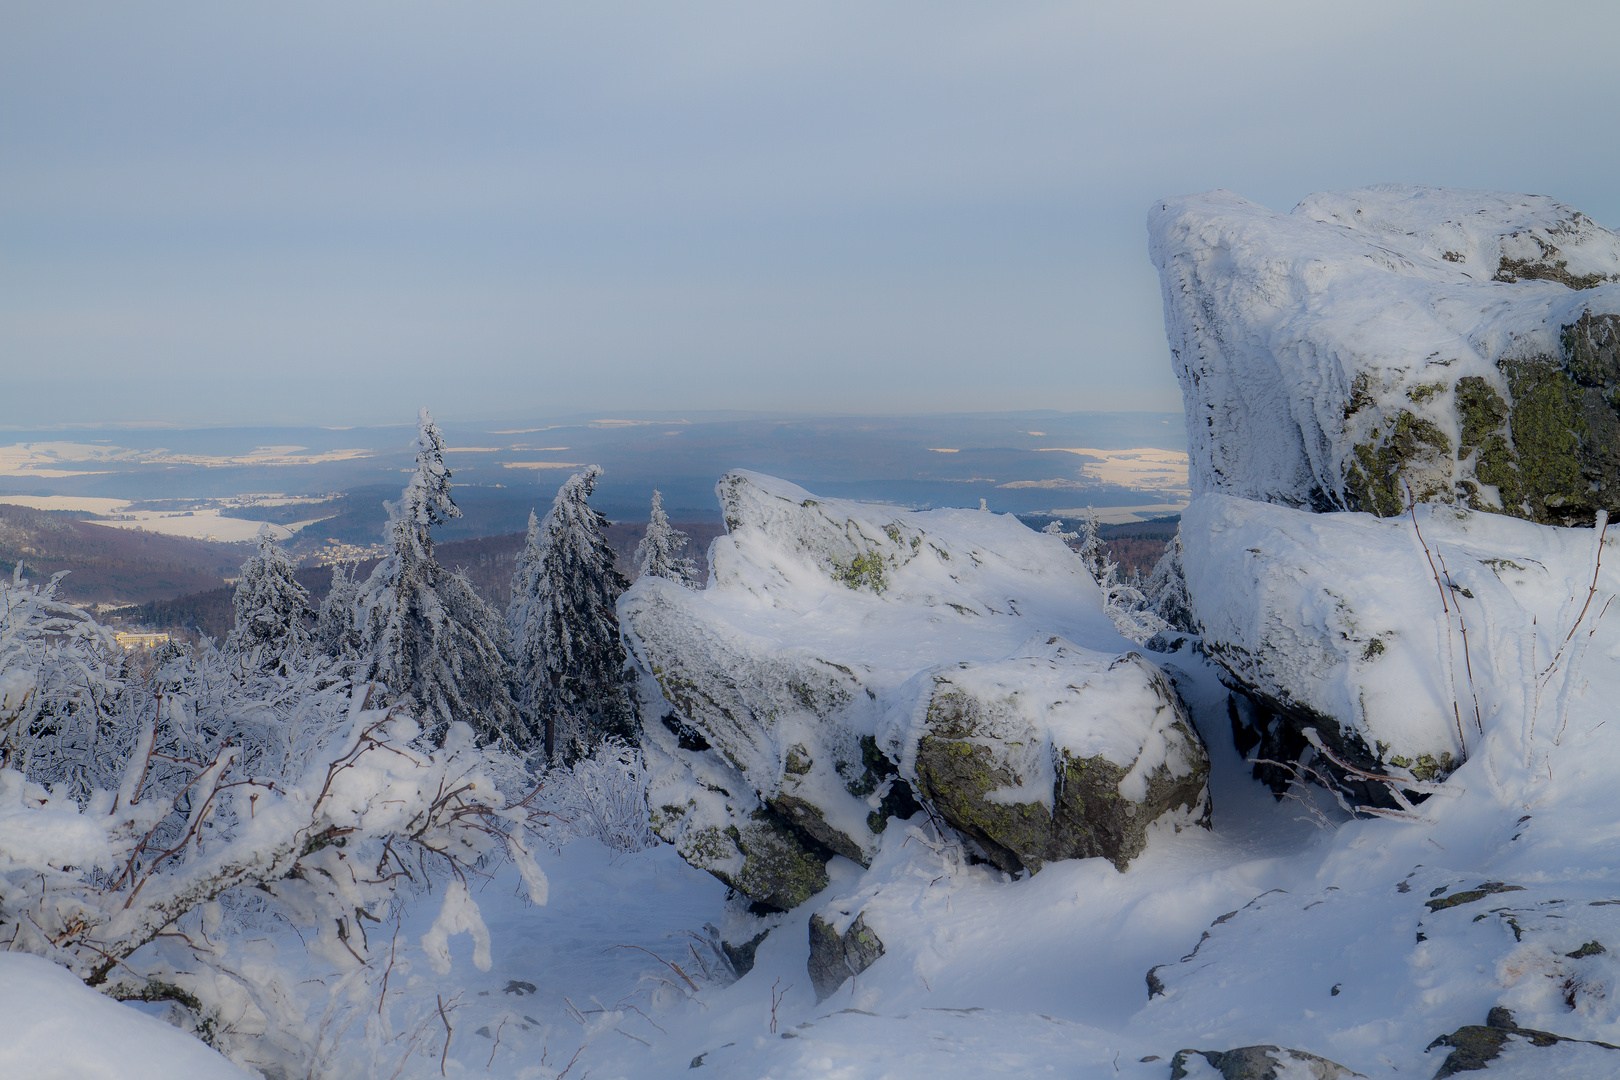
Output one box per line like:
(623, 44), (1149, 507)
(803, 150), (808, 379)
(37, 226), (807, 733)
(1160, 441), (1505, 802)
(1150, 185), (1620, 526)
(1182, 491), (1617, 788)
(621, 472), (1206, 909)
(890, 637), (1209, 874)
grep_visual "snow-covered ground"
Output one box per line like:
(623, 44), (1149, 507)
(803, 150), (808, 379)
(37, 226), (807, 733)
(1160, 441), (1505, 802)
(7, 505), (1620, 1078)
(0, 494), (332, 542)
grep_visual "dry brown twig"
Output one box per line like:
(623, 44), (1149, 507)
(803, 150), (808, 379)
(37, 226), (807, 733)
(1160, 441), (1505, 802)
(1405, 486), (1475, 754)
(769, 978), (792, 1034)
(605, 944), (699, 993)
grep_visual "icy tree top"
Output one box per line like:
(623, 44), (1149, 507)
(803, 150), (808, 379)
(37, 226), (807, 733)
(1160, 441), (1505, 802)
(385, 408), (460, 553)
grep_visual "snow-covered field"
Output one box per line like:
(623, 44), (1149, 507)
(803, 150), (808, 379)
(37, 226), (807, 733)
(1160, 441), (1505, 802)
(0, 494), (332, 542)
(23, 612), (1616, 1079)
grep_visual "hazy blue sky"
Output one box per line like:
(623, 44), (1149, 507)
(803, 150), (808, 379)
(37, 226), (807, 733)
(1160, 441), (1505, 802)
(4, 1), (1618, 427)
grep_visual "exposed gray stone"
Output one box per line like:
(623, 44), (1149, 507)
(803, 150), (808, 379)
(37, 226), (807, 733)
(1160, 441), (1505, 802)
(807, 912), (884, 1002)
(1169, 1045), (1361, 1080)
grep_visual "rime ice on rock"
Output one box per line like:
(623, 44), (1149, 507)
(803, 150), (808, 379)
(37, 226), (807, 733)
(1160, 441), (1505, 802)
(1150, 185), (1620, 525)
(620, 471), (1209, 910)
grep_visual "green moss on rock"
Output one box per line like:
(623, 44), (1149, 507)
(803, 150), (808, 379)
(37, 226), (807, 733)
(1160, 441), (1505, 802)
(911, 682), (1209, 875)
(1501, 357), (1590, 521)
(727, 814), (831, 912)
(835, 551), (889, 593)
(1344, 410), (1453, 517)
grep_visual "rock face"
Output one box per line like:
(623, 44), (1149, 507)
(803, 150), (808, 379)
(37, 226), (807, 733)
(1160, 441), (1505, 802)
(1169, 1045), (1360, 1080)
(620, 471), (1209, 910)
(1180, 491), (1614, 788)
(807, 912), (884, 1002)
(1427, 1008), (1620, 1078)
(902, 638), (1209, 873)
(1150, 185), (1620, 527)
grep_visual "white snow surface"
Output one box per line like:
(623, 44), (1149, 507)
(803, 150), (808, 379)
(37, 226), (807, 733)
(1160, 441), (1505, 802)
(0, 952), (251, 1079)
(1183, 492), (1617, 770)
(9, 508), (1620, 1080)
(1149, 184), (1620, 509)
(886, 635), (1202, 807)
(630, 469), (1128, 744)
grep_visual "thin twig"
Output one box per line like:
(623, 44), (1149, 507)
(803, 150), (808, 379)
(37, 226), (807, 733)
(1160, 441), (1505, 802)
(606, 944), (699, 992)
(1407, 485), (1469, 757)
(437, 993), (453, 1076)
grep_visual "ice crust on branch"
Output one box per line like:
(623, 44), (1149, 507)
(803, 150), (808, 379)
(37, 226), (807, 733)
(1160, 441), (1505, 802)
(1, 561), (550, 1076)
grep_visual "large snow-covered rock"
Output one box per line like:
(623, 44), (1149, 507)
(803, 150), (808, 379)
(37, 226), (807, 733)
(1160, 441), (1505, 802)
(1182, 491), (1616, 787)
(1150, 185), (1620, 526)
(893, 637), (1208, 874)
(620, 472), (1208, 909)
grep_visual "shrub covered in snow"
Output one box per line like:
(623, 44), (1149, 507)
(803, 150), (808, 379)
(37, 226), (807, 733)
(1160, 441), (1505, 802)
(0, 565), (552, 1077)
(536, 737), (657, 853)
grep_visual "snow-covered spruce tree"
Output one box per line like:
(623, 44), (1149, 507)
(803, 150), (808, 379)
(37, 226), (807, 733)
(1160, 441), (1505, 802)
(355, 409), (533, 749)
(1145, 530), (1195, 634)
(223, 524), (315, 674)
(314, 559), (362, 658)
(508, 465), (634, 762)
(633, 488), (700, 586)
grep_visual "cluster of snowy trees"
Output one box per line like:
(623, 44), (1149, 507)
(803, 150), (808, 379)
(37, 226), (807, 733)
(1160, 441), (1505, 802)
(1044, 509), (1191, 641)
(310, 410), (699, 761)
(0, 408), (691, 1075)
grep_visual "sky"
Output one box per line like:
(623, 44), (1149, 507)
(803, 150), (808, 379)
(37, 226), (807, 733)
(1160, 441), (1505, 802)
(4, 1), (1619, 428)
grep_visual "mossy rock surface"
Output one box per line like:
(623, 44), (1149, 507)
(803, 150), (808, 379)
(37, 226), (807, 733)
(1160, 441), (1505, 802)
(1345, 311), (1620, 527)
(1169, 1045), (1360, 1080)
(1426, 1007), (1620, 1078)
(726, 813), (831, 912)
(910, 660), (1209, 875)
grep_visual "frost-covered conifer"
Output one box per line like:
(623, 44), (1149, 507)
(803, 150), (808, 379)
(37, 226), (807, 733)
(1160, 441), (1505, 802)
(355, 409), (530, 748)
(633, 489), (699, 586)
(1065, 507), (1168, 643)
(507, 466), (634, 762)
(1145, 531), (1195, 634)
(315, 560), (362, 658)
(224, 525), (314, 673)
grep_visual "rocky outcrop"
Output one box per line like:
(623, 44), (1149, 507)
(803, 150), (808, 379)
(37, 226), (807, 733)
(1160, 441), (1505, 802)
(1181, 489), (1620, 795)
(900, 638), (1209, 873)
(622, 472), (1204, 909)
(807, 912), (884, 1002)
(1150, 185), (1620, 527)
(1170, 1045), (1360, 1080)
(1427, 1008), (1620, 1078)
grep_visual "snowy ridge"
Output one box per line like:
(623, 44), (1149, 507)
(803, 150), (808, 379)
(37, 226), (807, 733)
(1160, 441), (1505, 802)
(1150, 185), (1620, 513)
